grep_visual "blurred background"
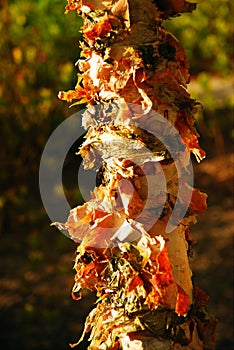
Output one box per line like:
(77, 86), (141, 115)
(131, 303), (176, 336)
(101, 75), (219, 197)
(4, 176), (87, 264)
(0, 0), (233, 349)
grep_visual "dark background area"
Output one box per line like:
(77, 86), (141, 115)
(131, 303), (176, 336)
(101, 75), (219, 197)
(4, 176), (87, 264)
(0, 1), (233, 349)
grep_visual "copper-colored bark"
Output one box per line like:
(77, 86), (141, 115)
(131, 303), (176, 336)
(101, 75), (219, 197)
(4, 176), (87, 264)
(58, 1), (217, 349)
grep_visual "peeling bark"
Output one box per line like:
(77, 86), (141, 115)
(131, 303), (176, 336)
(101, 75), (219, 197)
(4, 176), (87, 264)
(57, 1), (217, 349)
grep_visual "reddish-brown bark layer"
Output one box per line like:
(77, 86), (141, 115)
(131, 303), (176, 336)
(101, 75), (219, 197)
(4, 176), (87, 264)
(57, 1), (217, 349)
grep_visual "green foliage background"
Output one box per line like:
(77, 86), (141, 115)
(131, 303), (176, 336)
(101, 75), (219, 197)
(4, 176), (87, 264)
(165, 0), (233, 74)
(0, 1), (233, 349)
(165, 0), (233, 154)
(0, 0), (82, 232)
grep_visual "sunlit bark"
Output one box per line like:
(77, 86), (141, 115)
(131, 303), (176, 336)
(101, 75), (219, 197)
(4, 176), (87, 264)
(58, 1), (217, 349)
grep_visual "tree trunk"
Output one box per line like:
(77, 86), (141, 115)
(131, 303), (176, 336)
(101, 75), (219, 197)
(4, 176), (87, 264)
(58, 1), (217, 349)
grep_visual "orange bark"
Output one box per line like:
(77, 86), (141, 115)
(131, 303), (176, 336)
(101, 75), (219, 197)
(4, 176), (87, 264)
(58, 1), (217, 349)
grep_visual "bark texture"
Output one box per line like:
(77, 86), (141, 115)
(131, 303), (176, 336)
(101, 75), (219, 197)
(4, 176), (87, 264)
(57, 1), (217, 349)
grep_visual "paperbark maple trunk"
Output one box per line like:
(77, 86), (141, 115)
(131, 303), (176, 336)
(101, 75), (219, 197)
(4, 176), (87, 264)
(58, 1), (217, 349)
